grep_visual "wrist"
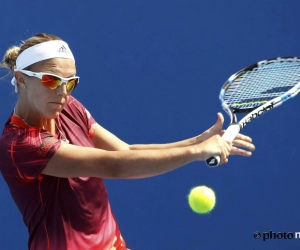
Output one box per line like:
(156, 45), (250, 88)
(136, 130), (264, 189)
(193, 133), (205, 144)
(187, 144), (203, 161)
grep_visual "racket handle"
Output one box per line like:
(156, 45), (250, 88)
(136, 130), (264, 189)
(205, 124), (240, 167)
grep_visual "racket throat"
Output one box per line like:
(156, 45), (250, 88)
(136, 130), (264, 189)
(231, 113), (238, 124)
(240, 100), (277, 129)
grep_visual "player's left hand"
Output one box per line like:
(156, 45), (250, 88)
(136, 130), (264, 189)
(196, 113), (255, 157)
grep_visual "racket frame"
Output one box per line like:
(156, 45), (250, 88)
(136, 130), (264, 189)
(206, 60), (300, 167)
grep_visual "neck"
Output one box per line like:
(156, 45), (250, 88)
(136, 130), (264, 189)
(14, 106), (56, 134)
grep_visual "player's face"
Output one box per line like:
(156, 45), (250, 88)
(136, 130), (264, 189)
(22, 58), (77, 119)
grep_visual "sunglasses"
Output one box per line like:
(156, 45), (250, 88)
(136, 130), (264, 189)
(16, 70), (79, 91)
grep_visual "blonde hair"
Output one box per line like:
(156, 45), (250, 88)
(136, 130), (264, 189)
(1, 33), (62, 72)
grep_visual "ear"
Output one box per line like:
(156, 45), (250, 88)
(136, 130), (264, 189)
(14, 72), (26, 88)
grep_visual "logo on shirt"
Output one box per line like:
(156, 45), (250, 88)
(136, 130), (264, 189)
(37, 137), (57, 156)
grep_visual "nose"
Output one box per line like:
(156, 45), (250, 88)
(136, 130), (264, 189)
(55, 82), (68, 97)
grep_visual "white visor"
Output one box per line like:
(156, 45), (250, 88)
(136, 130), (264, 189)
(11, 40), (75, 92)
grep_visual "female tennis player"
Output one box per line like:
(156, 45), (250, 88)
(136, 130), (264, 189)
(0, 33), (255, 250)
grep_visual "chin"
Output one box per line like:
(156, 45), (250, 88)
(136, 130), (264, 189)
(45, 111), (61, 120)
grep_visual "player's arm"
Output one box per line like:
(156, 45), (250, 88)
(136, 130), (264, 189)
(42, 134), (231, 179)
(130, 113), (254, 155)
(90, 122), (200, 151)
(90, 123), (130, 151)
(91, 115), (255, 155)
(90, 122), (198, 151)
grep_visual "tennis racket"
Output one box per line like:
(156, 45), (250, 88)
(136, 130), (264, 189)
(206, 57), (300, 167)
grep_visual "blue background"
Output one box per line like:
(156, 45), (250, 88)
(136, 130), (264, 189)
(1, 1), (300, 249)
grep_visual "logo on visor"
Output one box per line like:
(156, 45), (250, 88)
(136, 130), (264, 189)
(58, 45), (69, 53)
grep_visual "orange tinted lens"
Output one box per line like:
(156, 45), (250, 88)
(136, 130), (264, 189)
(66, 79), (78, 91)
(41, 75), (61, 89)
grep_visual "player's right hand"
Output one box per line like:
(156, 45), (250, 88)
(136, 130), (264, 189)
(196, 134), (232, 164)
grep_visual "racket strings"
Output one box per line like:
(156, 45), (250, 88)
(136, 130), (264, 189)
(223, 60), (300, 109)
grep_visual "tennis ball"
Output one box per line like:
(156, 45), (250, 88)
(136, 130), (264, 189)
(188, 186), (216, 214)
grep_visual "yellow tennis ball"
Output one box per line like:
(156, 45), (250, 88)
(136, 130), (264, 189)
(188, 186), (216, 214)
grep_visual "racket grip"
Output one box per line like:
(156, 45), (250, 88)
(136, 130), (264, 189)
(205, 124), (240, 167)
